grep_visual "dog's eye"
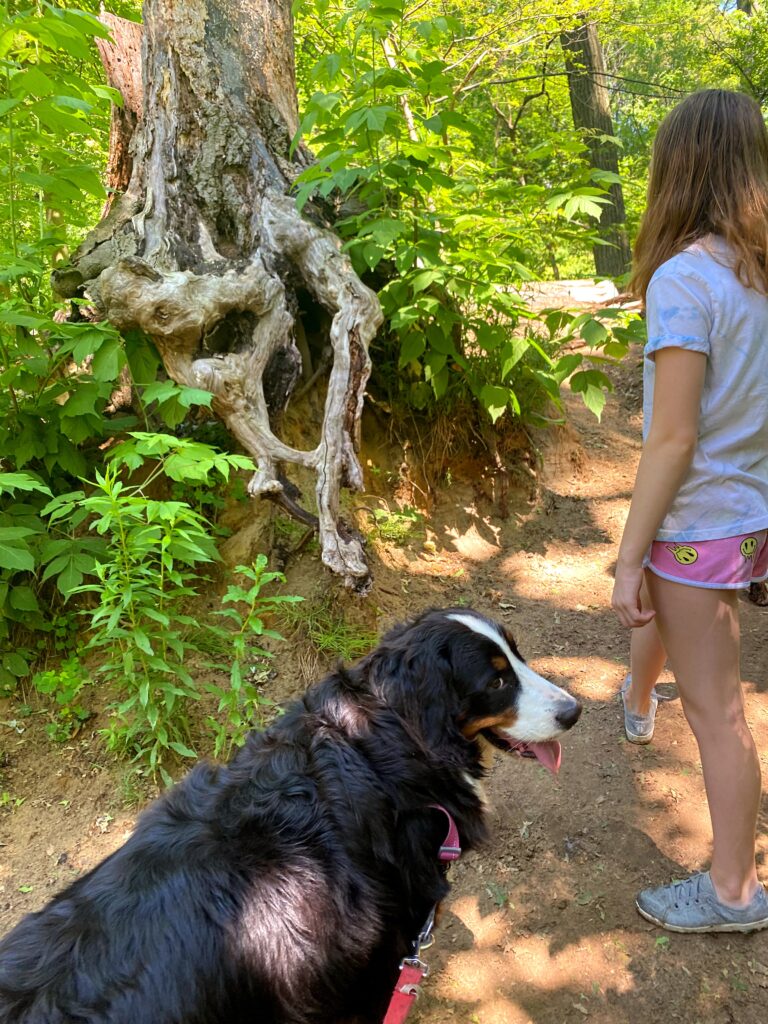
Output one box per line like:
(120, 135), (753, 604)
(489, 677), (506, 690)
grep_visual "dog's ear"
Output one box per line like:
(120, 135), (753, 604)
(370, 620), (463, 752)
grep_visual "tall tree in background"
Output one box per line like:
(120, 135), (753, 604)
(53, 0), (382, 589)
(561, 16), (632, 278)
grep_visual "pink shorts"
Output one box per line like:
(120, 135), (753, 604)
(645, 530), (768, 589)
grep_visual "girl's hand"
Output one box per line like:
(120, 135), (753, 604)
(611, 563), (656, 629)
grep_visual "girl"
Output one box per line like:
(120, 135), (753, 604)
(612, 89), (768, 933)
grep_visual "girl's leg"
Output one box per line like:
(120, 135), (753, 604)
(624, 579), (667, 715)
(646, 571), (761, 905)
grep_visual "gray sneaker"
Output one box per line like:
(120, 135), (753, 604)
(636, 871), (768, 933)
(620, 674), (657, 744)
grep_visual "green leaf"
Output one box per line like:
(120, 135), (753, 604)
(578, 384), (606, 420)
(3, 652), (29, 678)
(34, 98), (90, 135)
(11, 66), (56, 98)
(0, 473), (51, 497)
(580, 318), (610, 347)
(480, 385), (510, 424)
(133, 630), (154, 656)
(361, 242), (386, 270)
(168, 741), (197, 758)
(0, 527), (38, 541)
(570, 369), (612, 421)
(0, 544), (35, 573)
(91, 336), (124, 381)
(425, 324), (457, 356)
(398, 333), (426, 368)
(500, 338), (529, 381)
(553, 353), (583, 383)
(56, 560), (87, 597)
(476, 324), (507, 352)
(62, 381), (106, 417)
(430, 366), (449, 400)
(125, 332), (161, 385)
(9, 585), (39, 612)
(0, 96), (23, 117)
(410, 270), (443, 294)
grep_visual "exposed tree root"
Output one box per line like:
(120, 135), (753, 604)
(54, 3), (383, 588)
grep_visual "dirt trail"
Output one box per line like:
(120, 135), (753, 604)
(404, 361), (768, 1024)
(1, 353), (767, 1023)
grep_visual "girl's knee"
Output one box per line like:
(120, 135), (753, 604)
(683, 703), (754, 747)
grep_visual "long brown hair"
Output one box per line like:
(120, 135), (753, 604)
(630, 89), (768, 300)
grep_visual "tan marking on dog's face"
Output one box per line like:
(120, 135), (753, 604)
(474, 735), (496, 770)
(461, 710), (519, 742)
(490, 655), (509, 671)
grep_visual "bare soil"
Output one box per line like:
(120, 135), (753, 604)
(2, 351), (768, 1024)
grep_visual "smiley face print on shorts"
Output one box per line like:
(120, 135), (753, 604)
(740, 536), (758, 561)
(665, 544), (699, 565)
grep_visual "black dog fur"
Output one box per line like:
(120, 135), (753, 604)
(0, 608), (580, 1024)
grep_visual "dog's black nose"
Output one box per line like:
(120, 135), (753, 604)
(556, 700), (582, 730)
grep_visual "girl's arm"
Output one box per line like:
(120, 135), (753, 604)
(611, 346), (707, 628)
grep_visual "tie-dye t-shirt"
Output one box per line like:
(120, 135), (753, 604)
(643, 236), (768, 541)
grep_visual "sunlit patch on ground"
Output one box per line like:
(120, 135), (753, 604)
(444, 520), (502, 562)
(415, 917), (638, 1024)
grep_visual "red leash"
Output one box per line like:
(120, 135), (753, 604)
(382, 806), (461, 1024)
(383, 957), (430, 1024)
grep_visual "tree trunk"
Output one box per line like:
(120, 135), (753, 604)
(561, 18), (631, 278)
(53, 0), (382, 590)
(94, 13), (143, 213)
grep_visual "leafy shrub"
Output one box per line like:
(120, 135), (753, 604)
(39, 433), (257, 781)
(294, 0), (644, 427)
(0, 4), (217, 677)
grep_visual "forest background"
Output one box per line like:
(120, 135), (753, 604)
(0, 0), (765, 783)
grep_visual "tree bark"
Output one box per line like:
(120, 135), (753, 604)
(94, 13), (143, 212)
(561, 18), (631, 278)
(53, 0), (382, 590)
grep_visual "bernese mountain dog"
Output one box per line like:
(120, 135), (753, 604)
(0, 607), (581, 1024)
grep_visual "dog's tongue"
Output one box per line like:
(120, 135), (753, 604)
(526, 740), (562, 774)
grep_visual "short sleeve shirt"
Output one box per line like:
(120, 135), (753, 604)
(643, 237), (768, 541)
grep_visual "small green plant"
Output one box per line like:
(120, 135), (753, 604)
(485, 881), (509, 908)
(281, 597), (377, 662)
(205, 558), (303, 759)
(31, 656), (91, 743)
(0, 791), (25, 811)
(368, 504), (423, 544)
(118, 767), (153, 809)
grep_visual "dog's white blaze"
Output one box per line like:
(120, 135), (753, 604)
(448, 611), (578, 742)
